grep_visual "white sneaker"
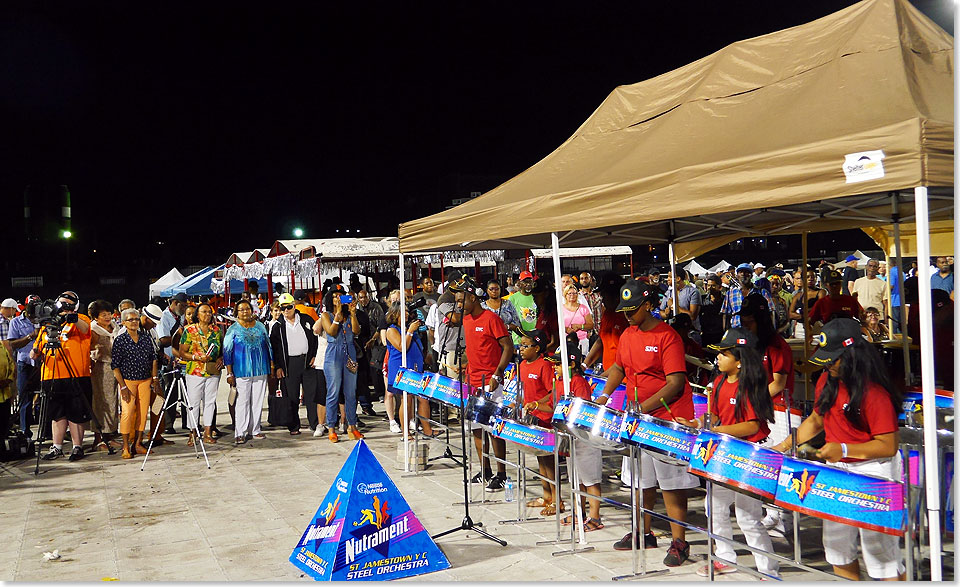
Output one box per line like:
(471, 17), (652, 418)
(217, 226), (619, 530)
(312, 427), (325, 438)
(389, 420), (402, 434)
(761, 512), (779, 529)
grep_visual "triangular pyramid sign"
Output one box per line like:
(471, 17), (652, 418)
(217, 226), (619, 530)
(289, 440), (451, 581)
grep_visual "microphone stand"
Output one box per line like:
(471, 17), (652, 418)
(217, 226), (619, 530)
(431, 307), (506, 546)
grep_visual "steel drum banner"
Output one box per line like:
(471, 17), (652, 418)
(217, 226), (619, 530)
(420, 372), (469, 407)
(393, 369), (426, 395)
(900, 388), (953, 421)
(289, 440), (450, 580)
(586, 375), (626, 411)
(501, 364), (519, 407)
(688, 430), (783, 500)
(618, 413), (697, 462)
(490, 417), (555, 452)
(774, 456), (905, 536)
(553, 398), (622, 443)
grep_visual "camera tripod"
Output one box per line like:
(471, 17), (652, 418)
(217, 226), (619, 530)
(141, 363), (210, 470)
(33, 334), (100, 476)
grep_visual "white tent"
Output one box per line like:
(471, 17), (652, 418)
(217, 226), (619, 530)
(707, 260), (731, 274)
(682, 259), (708, 277)
(148, 267), (184, 299)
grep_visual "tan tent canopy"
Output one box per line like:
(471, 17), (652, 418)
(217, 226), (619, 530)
(399, 0), (953, 254)
(862, 220), (955, 257)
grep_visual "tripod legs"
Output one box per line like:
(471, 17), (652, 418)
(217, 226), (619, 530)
(141, 374), (210, 471)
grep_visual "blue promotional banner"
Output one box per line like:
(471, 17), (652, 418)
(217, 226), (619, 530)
(693, 392), (708, 420)
(900, 388), (953, 421)
(501, 364), (519, 408)
(553, 397), (623, 446)
(688, 430), (783, 501)
(774, 456), (905, 536)
(420, 373), (470, 407)
(618, 412), (697, 463)
(393, 369), (426, 395)
(490, 417), (555, 453)
(289, 440), (451, 581)
(586, 375), (626, 411)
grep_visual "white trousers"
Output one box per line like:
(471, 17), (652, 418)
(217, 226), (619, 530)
(235, 375), (268, 438)
(711, 485), (779, 577)
(185, 374), (220, 429)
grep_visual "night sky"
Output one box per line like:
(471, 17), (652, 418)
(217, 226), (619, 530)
(1, 1), (953, 268)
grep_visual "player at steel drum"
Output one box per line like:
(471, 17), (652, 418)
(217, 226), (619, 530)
(773, 318), (905, 581)
(595, 280), (697, 566)
(547, 343), (605, 532)
(518, 329), (563, 517)
(676, 328), (779, 578)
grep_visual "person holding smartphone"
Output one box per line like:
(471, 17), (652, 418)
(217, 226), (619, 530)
(315, 285), (362, 443)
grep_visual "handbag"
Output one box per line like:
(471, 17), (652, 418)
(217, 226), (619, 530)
(204, 361), (222, 376)
(346, 357), (359, 374)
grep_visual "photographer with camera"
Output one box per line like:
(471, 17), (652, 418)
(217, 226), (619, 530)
(31, 291), (94, 462)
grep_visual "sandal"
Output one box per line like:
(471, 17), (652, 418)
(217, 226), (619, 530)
(540, 501), (566, 517)
(526, 497), (548, 508)
(289, 430), (301, 436)
(584, 517), (605, 532)
(186, 436), (195, 447)
(235, 437), (246, 445)
(561, 515), (574, 527)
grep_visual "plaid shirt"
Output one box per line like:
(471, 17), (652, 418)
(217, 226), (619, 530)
(583, 290), (602, 334)
(0, 315), (10, 342)
(721, 286), (774, 328)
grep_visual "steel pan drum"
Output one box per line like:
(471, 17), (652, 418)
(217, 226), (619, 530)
(466, 394), (507, 430)
(619, 411), (699, 464)
(585, 375), (627, 411)
(420, 372), (470, 407)
(553, 396), (625, 451)
(688, 430), (783, 502)
(490, 415), (559, 456)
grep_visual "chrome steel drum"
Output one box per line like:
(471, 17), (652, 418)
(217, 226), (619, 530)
(618, 411), (699, 465)
(466, 394), (506, 429)
(553, 396), (625, 452)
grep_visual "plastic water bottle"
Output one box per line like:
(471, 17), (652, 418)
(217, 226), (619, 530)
(504, 477), (515, 502)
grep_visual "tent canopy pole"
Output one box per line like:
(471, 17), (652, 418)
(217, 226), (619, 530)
(913, 185), (942, 581)
(399, 252), (409, 472)
(551, 233), (571, 398)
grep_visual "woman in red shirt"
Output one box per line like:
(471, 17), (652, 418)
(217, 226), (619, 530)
(519, 329), (562, 517)
(549, 343), (604, 531)
(679, 328), (777, 578)
(774, 318), (904, 581)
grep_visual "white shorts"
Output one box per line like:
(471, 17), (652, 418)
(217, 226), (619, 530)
(621, 451), (700, 491)
(821, 457), (905, 579)
(567, 440), (603, 486)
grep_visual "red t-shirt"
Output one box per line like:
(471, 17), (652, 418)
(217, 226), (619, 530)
(463, 309), (509, 388)
(520, 356), (556, 425)
(809, 295), (862, 324)
(813, 372), (898, 462)
(614, 322), (694, 420)
(599, 309), (629, 369)
(536, 311), (559, 347)
(762, 334), (794, 408)
(710, 375), (770, 443)
(570, 373), (593, 401)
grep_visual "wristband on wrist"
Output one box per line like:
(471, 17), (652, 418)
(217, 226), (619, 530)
(841, 443), (848, 458)
(120, 386), (128, 390)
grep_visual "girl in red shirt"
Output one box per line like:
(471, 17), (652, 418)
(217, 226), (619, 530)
(774, 318), (904, 581)
(519, 329), (562, 516)
(681, 328), (778, 577)
(549, 344), (604, 532)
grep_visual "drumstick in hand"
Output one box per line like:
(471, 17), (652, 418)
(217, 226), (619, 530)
(660, 398), (678, 422)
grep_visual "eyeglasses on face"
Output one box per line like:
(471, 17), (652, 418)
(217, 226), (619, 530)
(123, 318), (139, 323)
(280, 305), (294, 311)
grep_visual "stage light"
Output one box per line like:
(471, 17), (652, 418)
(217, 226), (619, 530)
(293, 227), (304, 238)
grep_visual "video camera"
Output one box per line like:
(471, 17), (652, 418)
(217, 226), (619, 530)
(28, 298), (79, 331)
(406, 296), (428, 315)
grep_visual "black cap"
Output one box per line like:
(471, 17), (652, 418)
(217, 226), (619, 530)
(597, 271), (626, 296)
(447, 273), (487, 300)
(808, 318), (862, 366)
(293, 289), (309, 301)
(708, 327), (758, 351)
(545, 342), (583, 366)
(170, 292), (188, 303)
(737, 292), (769, 317)
(616, 279), (661, 312)
(825, 269), (843, 284)
(58, 290), (80, 304)
(519, 328), (549, 354)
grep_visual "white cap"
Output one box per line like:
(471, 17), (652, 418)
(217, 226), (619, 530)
(142, 304), (164, 324)
(1, 298), (18, 309)
(754, 263), (766, 269)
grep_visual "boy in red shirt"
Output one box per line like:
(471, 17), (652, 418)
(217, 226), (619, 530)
(774, 318), (904, 580)
(449, 274), (513, 492)
(596, 281), (697, 566)
(808, 270), (862, 325)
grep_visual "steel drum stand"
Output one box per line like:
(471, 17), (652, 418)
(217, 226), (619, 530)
(431, 320), (506, 546)
(613, 445), (669, 580)
(550, 431), (595, 556)
(451, 375), (503, 506)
